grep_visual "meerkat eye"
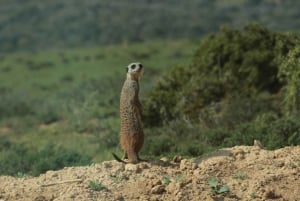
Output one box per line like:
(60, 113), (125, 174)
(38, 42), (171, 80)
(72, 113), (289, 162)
(139, 64), (143, 68)
(131, 64), (136, 69)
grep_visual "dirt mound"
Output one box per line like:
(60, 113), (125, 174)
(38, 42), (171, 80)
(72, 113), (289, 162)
(0, 145), (299, 201)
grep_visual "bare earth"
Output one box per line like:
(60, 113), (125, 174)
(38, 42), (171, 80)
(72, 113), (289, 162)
(0, 145), (299, 201)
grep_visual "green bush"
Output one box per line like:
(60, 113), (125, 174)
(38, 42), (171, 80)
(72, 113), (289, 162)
(223, 114), (300, 149)
(142, 24), (300, 156)
(144, 24), (299, 126)
(142, 113), (300, 158)
(0, 91), (35, 119)
(143, 120), (212, 157)
(61, 78), (120, 136)
(278, 45), (300, 116)
(0, 140), (92, 176)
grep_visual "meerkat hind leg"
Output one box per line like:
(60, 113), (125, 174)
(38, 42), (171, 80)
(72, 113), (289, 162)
(122, 152), (128, 160)
(127, 149), (138, 164)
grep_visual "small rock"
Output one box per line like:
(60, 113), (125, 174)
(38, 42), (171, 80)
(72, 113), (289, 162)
(160, 157), (168, 162)
(151, 185), (165, 194)
(152, 179), (162, 187)
(166, 182), (181, 194)
(263, 189), (281, 199)
(254, 139), (264, 149)
(143, 172), (155, 179)
(34, 196), (47, 201)
(231, 149), (246, 160)
(180, 159), (192, 170)
(102, 161), (113, 168)
(173, 156), (183, 163)
(125, 164), (140, 173)
(191, 163), (198, 170)
(138, 162), (150, 169)
(175, 191), (184, 201)
(115, 195), (125, 201)
(45, 170), (58, 178)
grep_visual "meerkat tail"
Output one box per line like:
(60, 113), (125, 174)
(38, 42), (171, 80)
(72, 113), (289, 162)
(112, 153), (126, 163)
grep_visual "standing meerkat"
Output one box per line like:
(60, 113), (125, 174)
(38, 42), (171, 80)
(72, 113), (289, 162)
(112, 62), (144, 164)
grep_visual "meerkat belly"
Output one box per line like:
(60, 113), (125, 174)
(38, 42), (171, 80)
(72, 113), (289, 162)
(120, 103), (143, 136)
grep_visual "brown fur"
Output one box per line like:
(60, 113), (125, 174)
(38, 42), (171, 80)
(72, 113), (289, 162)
(113, 63), (144, 164)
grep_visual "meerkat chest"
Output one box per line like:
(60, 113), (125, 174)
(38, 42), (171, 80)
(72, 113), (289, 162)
(121, 79), (140, 104)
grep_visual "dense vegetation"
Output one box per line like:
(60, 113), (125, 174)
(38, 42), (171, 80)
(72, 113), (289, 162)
(0, 40), (195, 176)
(1, 0), (300, 52)
(144, 24), (300, 156)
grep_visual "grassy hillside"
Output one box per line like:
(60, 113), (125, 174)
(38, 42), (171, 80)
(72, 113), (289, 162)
(0, 39), (197, 175)
(1, 24), (300, 176)
(1, 0), (300, 52)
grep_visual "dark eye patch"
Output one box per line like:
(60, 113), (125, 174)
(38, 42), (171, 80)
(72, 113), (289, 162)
(139, 64), (143, 68)
(131, 64), (136, 69)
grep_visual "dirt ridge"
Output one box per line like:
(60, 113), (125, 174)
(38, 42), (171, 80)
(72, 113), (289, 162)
(0, 145), (299, 201)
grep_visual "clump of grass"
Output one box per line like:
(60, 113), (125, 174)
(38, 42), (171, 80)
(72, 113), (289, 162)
(232, 172), (248, 180)
(250, 192), (258, 199)
(175, 175), (183, 183)
(163, 175), (171, 186)
(209, 177), (230, 195)
(88, 180), (106, 191)
(15, 172), (29, 178)
(162, 175), (183, 186)
(109, 175), (123, 183)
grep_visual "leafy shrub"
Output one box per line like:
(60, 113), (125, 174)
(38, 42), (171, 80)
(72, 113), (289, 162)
(0, 141), (92, 176)
(278, 45), (300, 116)
(222, 114), (300, 149)
(61, 77), (120, 136)
(34, 99), (64, 124)
(144, 24), (299, 126)
(143, 119), (212, 157)
(0, 136), (12, 151)
(143, 24), (300, 155)
(0, 91), (35, 119)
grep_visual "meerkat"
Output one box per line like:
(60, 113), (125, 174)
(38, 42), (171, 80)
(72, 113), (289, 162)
(112, 62), (144, 164)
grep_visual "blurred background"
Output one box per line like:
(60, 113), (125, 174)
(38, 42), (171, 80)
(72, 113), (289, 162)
(0, 0), (300, 176)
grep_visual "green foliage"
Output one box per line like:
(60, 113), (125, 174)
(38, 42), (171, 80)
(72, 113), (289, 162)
(109, 175), (123, 183)
(278, 45), (300, 116)
(232, 172), (248, 180)
(1, 1), (300, 52)
(88, 180), (106, 191)
(163, 176), (171, 186)
(0, 90), (35, 119)
(209, 177), (230, 194)
(250, 192), (258, 199)
(143, 120), (211, 157)
(0, 138), (92, 176)
(225, 114), (300, 149)
(0, 136), (12, 151)
(145, 24), (299, 126)
(143, 24), (300, 157)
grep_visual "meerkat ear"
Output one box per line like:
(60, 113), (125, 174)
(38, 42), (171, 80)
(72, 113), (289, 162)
(125, 67), (128, 72)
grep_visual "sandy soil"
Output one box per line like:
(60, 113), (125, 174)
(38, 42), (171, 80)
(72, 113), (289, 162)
(0, 145), (299, 201)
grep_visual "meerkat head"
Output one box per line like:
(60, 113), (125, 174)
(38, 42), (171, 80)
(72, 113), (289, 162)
(126, 62), (144, 80)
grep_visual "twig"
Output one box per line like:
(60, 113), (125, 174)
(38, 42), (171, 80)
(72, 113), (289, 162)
(38, 179), (83, 187)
